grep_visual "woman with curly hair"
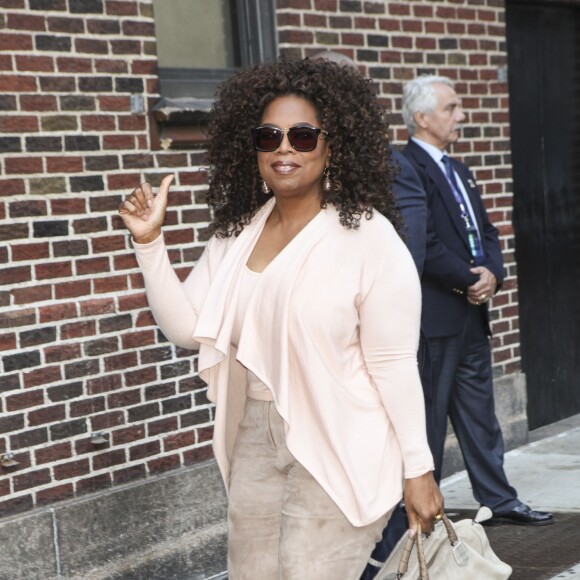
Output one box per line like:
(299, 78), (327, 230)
(119, 57), (442, 579)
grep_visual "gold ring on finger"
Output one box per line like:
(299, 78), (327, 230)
(433, 514), (443, 521)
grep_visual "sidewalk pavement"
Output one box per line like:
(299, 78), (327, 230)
(440, 412), (580, 579)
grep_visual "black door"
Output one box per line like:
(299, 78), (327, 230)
(506, 1), (580, 429)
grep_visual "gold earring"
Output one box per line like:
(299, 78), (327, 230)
(262, 179), (270, 194)
(323, 169), (331, 192)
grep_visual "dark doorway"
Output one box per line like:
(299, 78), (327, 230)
(506, 1), (580, 429)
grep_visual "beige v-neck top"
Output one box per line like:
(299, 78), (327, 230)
(133, 198), (434, 527)
(232, 266), (272, 401)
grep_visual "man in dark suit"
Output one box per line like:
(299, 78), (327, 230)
(401, 75), (552, 526)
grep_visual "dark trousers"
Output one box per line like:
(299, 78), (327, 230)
(422, 304), (519, 514)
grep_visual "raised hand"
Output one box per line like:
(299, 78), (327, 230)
(118, 174), (174, 244)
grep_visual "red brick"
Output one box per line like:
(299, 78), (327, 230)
(20, 95), (58, 111)
(5, 156), (43, 174)
(109, 250), (135, 269)
(35, 442), (72, 465)
(197, 426), (213, 443)
(183, 444), (213, 465)
(98, 95), (130, 111)
(278, 11), (302, 25)
(76, 472), (112, 495)
(0, 178), (26, 196)
(54, 280), (91, 299)
(56, 57), (92, 73)
(341, 32), (364, 45)
(15, 55), (54, 72)
(0, 115), (39, 133)
(13, 468), (51, 492)
(52, 198), (87, 213)
(35, 261), (73, 280)
(28, 404), (66, 426)
(121, 329), (155, 350)
(314, 0), (337, 9)
(103, 352), (137, 373)
(130, 59), (157, 75)
(148, 417), (178, 436)
(124, 366), (157, 387)
(86, 373), (123, 395)
(113, 464), (146, 485)
(0, 494), (33, 518)
(6, 389), (44, 411)
(118, 115), (147, 131)
(1, 265), (31, 285)
(0, 332), (17, 350)
(13, 284), (53, 305)
(92, 449), (126, 471)
(90, 411), (125, 430)
(0, 308), (36, 329)
(70, 397), (105, 418)
(279, 30), (314, 43)
(79, 297), (115, 316)
(92, 235), (127, 254)
(23, 366), (62, 389)
(103, 134), (136, 150)
(81, 114), (116, 131)
(54, 458), (90, 480)
(0, 479), (10, 498)
(108, 173), (144, 192)
(39, 302), (78, 323)
(60, 320), (96, 340)
(107, 389), (141, 409)
(304, 13), (326, 27)
(0, 32), (33, 51)
(95, 59), (128, 74)
(0, 55), (12, 70)
(0, 74), (36, 92)
(36, 483), (74, 507)
(7, 13), (46, 31)
(163, 430), (195, 452)
(75, 256), (111, 276)
(112, 424), (145, 445)
(129, 440), (160, 460)
(46, 156), (84, 173)
(147, 454), (180, 475)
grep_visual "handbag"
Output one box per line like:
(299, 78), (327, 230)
(374, 514), (512, 579)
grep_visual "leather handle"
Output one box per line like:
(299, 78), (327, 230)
(396, 514), (457, 579)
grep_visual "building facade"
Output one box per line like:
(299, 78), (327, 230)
(0, 0), (547, 577)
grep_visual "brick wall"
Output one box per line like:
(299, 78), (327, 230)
(0, 0), (518, 520)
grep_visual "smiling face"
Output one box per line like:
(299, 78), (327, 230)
(257, 94), (330, 201)
(414, 82), (466, 150)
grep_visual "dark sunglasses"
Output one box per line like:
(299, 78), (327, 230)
(251, 125), (328, 152)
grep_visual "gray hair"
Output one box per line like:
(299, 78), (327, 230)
(401, 75), (455, 135)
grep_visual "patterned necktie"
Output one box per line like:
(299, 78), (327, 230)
(441, 155), (485, 264)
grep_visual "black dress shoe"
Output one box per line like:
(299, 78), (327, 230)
(482, 504), (554, 526)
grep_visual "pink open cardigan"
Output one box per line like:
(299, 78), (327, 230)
(133, 198), (434, 526)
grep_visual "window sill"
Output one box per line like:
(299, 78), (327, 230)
(151, 97), (213, 150)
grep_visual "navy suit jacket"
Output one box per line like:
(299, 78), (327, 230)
(402, 139), (504, 338)
(390, 148), (427, 275)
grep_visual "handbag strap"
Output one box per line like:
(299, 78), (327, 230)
(396, 515), (457, 580)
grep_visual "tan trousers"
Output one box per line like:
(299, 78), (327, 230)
(228, 399), (391, 580)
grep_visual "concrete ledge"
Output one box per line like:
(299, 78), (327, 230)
(0, 459), (228, 580)
(442, 371), (528, 478)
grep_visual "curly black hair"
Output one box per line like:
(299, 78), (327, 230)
(206, 57), (401, 237)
